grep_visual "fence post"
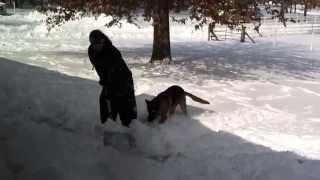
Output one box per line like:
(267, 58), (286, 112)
(225, 26), (227, 40)
(273, 18), (277, 47)
(13, 0), (15, 14)
(310, 16), (316, 51)
(240, 25), (246, 42)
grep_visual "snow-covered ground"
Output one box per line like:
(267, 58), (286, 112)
(1, 9), (320, 180)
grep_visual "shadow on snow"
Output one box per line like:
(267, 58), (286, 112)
(0, 58), (319, 180)
(122, 41), (320, 82)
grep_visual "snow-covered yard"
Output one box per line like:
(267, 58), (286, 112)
(1, 9), (320, 180)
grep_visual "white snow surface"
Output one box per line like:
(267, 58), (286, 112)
(1, 9), (320, 180)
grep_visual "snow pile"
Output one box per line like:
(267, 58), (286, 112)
(1, 58), (320, 180)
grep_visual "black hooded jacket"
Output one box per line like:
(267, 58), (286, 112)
(88, 30), (137, 126)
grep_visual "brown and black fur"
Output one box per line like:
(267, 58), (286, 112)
(145, 85), (209, 123)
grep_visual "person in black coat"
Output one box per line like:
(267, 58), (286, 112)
(88, 29), (137, 127)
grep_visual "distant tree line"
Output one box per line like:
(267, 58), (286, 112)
(7, 0), (318, 63)
(44, 0), (319, 62)
(1, 0), (49, 8)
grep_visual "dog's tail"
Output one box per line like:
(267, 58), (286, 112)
(185, 91), (210, 104)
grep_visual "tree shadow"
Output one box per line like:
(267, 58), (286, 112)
(121, 41), (320, 82)
(0, 58), (319, 180)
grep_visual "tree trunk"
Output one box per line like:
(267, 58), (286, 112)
(280, 1), (287, 27)
(240, 25), (246, 43)
(304, 1), (308, 17)
(15, 0), (24, 8)
(150, 0), (171, 63)
(41, 0), (44, 8)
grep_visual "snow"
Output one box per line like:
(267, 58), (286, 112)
(1, 9), (320, 179)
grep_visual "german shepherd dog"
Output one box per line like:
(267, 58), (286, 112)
(145, 85), (210, 123)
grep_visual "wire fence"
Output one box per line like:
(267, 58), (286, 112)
(210, 14), (320, 43)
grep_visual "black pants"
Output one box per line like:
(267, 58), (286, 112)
(99, 87), (110, 124)
(99, 85), (137, 127)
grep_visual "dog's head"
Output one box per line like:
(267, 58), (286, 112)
(145, 99), (159, 122)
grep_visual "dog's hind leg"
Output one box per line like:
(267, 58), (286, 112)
(169, 104), (177, 115)
(179, 96), (188, 115)
(159, 112), (168, 124)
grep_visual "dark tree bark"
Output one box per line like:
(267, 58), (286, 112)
(304, 0), (308, 16)
(150, 0), (171, 63)
(15, 0), (20, 8)
(280, 0), (287, 27)
(240, 25), (246, 42)
(17, 0), (25, 8)
(41, 0), (45, 8)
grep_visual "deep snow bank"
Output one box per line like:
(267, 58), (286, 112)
(1, 58), (320, 180)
